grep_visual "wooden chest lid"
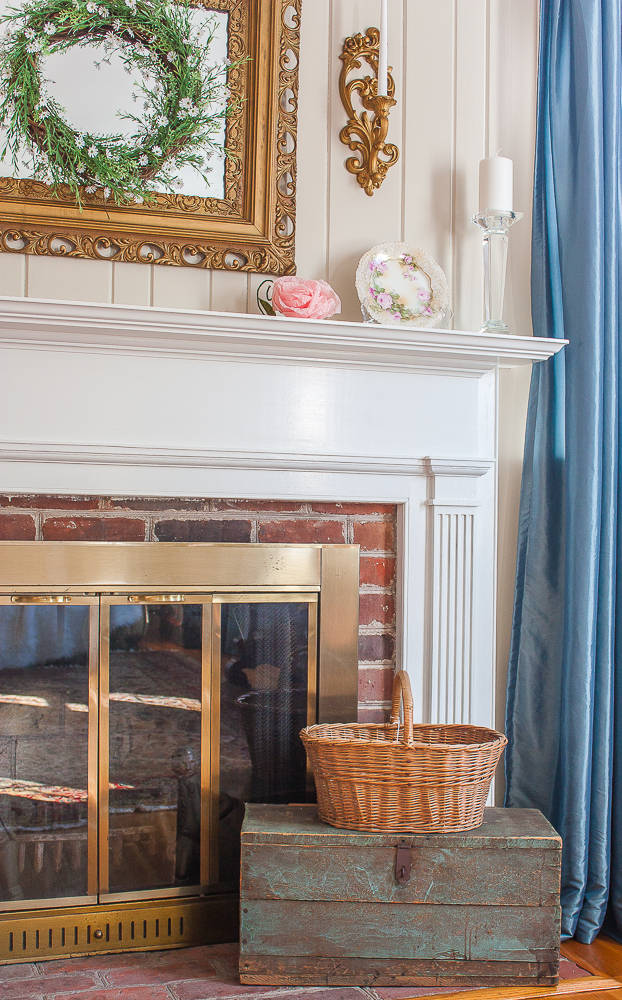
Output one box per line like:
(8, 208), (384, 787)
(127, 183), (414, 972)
(241, 804), (561, 849)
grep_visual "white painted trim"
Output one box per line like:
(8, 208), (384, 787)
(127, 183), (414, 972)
(429, 508), (476, 725)
(0, 296), (566, 372)
(424, 460), (493, 478)
(426, 499), (481, 507)
(0, 442), (495, 478)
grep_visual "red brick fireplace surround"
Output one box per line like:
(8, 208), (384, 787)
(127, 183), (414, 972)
(0, 495), (397, 723)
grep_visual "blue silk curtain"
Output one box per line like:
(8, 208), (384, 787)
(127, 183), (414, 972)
(504, 0), (622, 942)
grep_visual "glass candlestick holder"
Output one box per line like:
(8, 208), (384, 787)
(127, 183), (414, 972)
(470, 210), (523, 333)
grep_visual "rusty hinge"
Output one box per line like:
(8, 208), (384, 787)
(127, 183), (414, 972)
(395, 844), (411, 884)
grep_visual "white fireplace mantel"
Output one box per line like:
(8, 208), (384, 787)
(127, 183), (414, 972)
(0, 295), (563, 371)
(0, 296), (565, 733)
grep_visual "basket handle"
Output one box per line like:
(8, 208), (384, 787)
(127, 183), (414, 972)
(390, 670), (414, 743)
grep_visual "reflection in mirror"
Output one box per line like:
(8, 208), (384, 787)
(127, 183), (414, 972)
(0, 606), (90, 903)
(0, 1), (228, 199)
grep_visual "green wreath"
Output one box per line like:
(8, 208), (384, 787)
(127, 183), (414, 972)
(0, 0), (232, 204)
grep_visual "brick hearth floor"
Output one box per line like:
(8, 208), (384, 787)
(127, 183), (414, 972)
(0, 944), (592, 1000)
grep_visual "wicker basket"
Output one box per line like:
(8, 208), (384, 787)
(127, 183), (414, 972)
(300, 670), (507, 833)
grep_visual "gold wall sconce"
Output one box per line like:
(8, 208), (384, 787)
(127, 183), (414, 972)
(339, 28), (399, 197)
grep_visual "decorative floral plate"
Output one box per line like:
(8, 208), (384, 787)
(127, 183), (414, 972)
(355, 243), (449, 328)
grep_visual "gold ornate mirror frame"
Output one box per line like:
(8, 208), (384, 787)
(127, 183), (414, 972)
(0, 0), (300, 274)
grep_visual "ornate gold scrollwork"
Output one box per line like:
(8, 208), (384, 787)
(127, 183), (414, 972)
(338, 27), (399, 197)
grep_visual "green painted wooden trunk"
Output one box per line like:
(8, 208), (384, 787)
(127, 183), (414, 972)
(239, 804), (561, 987)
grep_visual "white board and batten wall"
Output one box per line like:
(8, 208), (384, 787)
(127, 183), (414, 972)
(0, 1), (539, 329)
(0, 0), (541, 762)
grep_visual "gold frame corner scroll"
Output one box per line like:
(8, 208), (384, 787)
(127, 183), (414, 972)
(0, 0), (301, 275)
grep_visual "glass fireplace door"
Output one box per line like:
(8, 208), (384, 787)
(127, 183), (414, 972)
(214, 595), (317, 888)
(0, 595), (98, 910)
(0, 588), (318, 912)
(99, 596), (215, 902)
(100, 593), (317, 901)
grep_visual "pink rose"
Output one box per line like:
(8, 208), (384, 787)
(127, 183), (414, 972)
(272, 277), (341, 320)
(375, 292), (393, 310)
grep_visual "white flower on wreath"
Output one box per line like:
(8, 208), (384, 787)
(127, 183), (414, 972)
(105, 148), (113, 158)
(178, 97), (198, 117)
(166, 50), (174, 62)
(156, 115), (167, 126)
(112, 18), (121, 30)
(24, 26), (35, 38)
(85, 185), (96, 193)
(138, 154), (148, 165)
(76, 135), (86, 148)
(133, 194), (143, 203)
(98, 6), (107, 16)
(103, 186), (111, 199)
(151, 145), (162, 155)
(43, 22), (55, 34)
(86, 3), (96, 12)
(87, 144), (98, 156)
(77, 162), (85, 171)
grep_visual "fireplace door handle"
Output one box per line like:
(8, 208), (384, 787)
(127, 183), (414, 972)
(11, 595), (72, 603)
(127, 594), (186, 603)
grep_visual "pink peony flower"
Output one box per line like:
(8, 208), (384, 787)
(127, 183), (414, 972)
(272, 277), (341, 320)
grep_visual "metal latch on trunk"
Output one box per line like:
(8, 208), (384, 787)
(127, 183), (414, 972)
(395, 844), (411, 884)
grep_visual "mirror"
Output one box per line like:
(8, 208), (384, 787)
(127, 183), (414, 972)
(0, 0), (300, 274)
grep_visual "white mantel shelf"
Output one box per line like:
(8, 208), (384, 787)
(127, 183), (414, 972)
(0, 296), (566, 373)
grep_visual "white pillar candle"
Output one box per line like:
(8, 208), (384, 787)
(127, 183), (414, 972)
(377, 0), (388, 97)
(479, 156), (513, 212)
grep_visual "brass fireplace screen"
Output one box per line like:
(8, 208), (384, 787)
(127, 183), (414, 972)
(0, 542), (358, 961)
